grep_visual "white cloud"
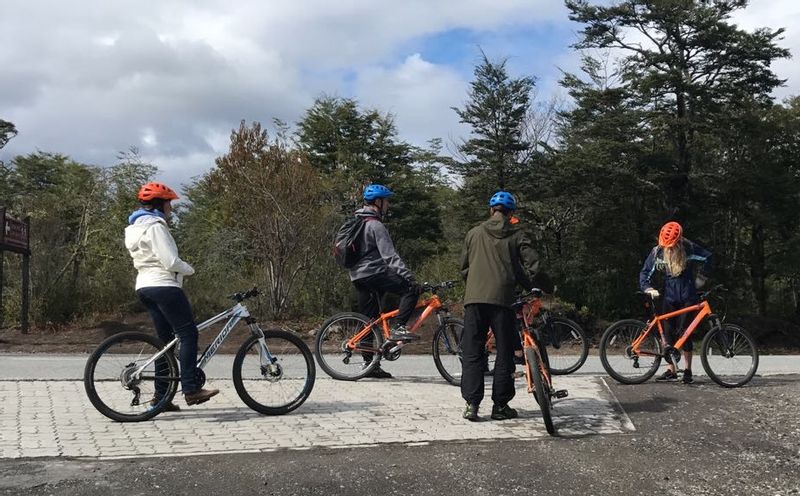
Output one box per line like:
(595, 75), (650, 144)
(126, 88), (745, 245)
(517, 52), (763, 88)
(731, 0), (800, 100)
(355, 54), (469, 148)
(0, 0), (796, 191)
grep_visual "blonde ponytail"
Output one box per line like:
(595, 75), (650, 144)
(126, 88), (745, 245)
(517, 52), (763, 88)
(664, 243), (687, 277)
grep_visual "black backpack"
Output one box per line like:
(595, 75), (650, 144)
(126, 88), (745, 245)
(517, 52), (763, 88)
(332, 215), (376, 269)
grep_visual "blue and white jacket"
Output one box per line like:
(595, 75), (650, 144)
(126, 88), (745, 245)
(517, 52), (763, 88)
(639, 239), (712, 305)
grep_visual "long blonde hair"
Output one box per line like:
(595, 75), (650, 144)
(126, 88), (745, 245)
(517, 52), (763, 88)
(663, 242), (687, 277)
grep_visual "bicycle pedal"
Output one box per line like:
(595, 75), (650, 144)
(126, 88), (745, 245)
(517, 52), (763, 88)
(554, 389), (568, 399)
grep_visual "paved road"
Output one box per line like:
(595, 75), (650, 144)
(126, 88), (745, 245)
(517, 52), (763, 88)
(0, 354), (798, 495)
(2, 353), (800, 380)
(1, 374), (798, 495)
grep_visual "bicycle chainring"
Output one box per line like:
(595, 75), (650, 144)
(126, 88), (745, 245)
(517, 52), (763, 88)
(194, 368), (206, 388)
(381, 341), (402, 361)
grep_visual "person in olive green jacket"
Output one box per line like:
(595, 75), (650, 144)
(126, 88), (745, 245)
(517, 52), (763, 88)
(460, 191), (543, 421)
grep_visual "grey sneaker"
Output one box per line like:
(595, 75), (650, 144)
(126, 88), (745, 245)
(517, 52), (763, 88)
(655, 370), (678, 382)
(463, 403), (479, 421)
(389, 326), (420, 341)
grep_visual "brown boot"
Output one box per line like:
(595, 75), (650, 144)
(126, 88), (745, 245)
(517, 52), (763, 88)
(184, 388), (219, 406)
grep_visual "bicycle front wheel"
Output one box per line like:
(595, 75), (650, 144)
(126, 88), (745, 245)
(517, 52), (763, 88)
(432, 318), (464, 386)
(314, 312), (383, 381)
(541, 317), (589, 375)
(84, 331), (179, 422)
(526, 347), (555, 435)
(700, 324), (759, 388)
(233, 330), (316, 415)
(599, 319), (662, 384)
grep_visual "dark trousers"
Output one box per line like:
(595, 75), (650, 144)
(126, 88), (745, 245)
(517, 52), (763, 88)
(137, 286), (200, 395)
(353, 272), (417, 325)
(662, 300), (697, 352)
(461, 303), (516, 407)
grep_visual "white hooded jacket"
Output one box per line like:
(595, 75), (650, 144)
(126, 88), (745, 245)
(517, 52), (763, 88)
(124, 213), (194, 289)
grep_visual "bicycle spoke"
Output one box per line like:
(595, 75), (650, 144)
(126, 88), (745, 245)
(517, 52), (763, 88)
(234, 330), (315, 414)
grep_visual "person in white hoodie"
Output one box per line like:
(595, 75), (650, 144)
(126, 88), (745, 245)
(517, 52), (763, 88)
(125, 182), (219, 409)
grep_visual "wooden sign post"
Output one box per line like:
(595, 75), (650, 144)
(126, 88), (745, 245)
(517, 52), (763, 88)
(0, 208), (31, 333)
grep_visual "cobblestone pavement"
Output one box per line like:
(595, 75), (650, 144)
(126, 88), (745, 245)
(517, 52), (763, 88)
(0, 376), (631, 460)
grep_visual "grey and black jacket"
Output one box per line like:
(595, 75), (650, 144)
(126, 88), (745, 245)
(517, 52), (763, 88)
(347, 207), (413, 282)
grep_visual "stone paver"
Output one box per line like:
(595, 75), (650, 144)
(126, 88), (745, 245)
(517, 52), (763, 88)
(0, 376), (632, 460)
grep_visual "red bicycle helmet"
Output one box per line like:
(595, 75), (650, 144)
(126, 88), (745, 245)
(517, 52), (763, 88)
(658, 221), (683, 248)
(138, 182), (179, 202)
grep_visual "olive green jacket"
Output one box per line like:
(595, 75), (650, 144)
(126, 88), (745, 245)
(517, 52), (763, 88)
(460, 213), (540, 308)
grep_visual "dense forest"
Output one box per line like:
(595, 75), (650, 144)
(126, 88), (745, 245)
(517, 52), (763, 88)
(1, 1), (799, 343)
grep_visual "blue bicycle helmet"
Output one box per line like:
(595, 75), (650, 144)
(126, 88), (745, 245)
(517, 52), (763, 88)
(363, 184), (395, 201)
(489, 191), (517, 211)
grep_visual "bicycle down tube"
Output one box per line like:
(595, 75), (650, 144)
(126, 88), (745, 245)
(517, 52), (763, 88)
(344, 296), (443, 350)
(631, 300), (712, 352)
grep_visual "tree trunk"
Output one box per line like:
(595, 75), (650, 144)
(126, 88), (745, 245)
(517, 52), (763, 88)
(749, 223), (768, 316)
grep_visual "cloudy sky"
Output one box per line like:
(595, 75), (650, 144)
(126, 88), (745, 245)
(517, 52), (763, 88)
(1, 1), (799, 189)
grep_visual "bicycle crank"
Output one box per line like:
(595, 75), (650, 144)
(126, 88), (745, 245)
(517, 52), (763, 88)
(381, 340), (403, 361)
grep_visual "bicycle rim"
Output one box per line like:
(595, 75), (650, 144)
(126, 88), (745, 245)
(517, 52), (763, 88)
(84, 332), (178, 422)
(526, 347), (555, 435)
(701, 324), (759, 388)
(543, 318), (589, 375)
(600, 320), (661, 384)
(432, 318), (464, 386)
(233, 331), (316, 415)
(314, 313), (382, 381)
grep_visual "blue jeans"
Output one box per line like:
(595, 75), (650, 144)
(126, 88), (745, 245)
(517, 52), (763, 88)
(137, 286), (200, 395)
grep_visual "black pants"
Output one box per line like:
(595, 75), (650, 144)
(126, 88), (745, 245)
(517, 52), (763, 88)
(352, 273), (417, 325)
(662, 300), (697, 352)
(137, 286), (200, 395)
(461, 303), (516, 407)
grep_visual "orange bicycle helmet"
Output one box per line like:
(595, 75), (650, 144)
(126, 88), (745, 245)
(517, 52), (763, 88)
(138, 182), (179, 202)
(658, 221), (683, 248)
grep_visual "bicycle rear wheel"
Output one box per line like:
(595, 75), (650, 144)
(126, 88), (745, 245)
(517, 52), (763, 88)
(84, 332), (179, 422)
(700, 324), (759, 388)
(526, 347), (555, 435)
(314, 312), (383, 381)
(233, 329), (316, 415)
(599, 319), (662, 384)
(432, 318), (464, 386)
(541, 317), (589, 375)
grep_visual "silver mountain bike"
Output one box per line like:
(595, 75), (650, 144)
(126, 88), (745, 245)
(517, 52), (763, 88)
(84, 287), (316, 422)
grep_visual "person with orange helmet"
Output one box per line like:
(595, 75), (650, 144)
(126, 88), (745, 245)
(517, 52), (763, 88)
(639, 221), (713, 384)
(124, 182), (219, 409)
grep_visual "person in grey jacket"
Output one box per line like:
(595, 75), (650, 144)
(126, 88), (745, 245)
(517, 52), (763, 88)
(348, 184), (420, 378)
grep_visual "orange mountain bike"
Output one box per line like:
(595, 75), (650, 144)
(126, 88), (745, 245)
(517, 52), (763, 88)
(437, 290), (588, 386)
(515, 289), (568, 435)
(314, 281), (462, 381)
(599, 285), (759, 387)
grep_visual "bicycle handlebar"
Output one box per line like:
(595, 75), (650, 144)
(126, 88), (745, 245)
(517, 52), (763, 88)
(512, 288), (546, 307)
(228, 286), (260, 302)
(420, 280), (459, 293)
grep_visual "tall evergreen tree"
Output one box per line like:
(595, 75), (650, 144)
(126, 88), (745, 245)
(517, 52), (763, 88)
(566, 0), (790, 215)
(451, 53), (535, 225)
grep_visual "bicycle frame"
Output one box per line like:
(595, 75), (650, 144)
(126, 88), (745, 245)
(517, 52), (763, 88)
(519, 302), (552, 389)
(344, 295), (445, 351)
(631, 300), (713, 354)
(133, 302), (272, 377)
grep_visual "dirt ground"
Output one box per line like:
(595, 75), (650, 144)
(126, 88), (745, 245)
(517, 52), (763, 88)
(0, 310), (445, 354)
(2, 304), (798, 354)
